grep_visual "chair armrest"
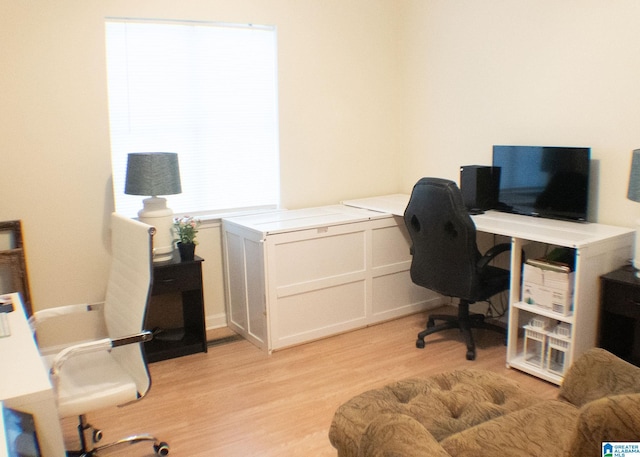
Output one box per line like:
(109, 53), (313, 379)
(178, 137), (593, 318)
(50, 331), (153, 376)
(111, 331), (154, 348)
(477, 242), (511, 270)
(559, 348), (640, 407)
(50, 338), (113, 376)
(357, 414), (452, 457)
(28, 302), (103, 332)
(567, 393), (640, 456)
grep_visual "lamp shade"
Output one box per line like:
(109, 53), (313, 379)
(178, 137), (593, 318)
(628, 149), (640, 202)
(125, 152), (182, 196)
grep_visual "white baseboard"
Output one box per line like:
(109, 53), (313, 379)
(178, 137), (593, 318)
(205, 312), (228, 331)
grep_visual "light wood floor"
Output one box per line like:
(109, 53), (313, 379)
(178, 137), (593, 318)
(61, 308), (559, 456)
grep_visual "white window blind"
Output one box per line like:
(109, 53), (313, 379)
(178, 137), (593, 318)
(105, 19), (280, 218)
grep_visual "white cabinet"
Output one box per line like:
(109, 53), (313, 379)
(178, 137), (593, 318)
(222, 205), (440, 352)
(500, 216), (634, 385)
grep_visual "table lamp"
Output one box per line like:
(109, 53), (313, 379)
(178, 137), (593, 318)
(125, 152), (182, 262)
(627, 149), (640, 273)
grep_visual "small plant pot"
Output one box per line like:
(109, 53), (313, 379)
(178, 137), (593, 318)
(177, 242), (195, 262)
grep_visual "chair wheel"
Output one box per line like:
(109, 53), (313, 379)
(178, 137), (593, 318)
(416, 339), (425, 349)
(155, 442), (170, 456)
(466, 350), (476, 361)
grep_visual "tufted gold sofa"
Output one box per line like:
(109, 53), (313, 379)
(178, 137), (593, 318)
(329, 348), (640, 457)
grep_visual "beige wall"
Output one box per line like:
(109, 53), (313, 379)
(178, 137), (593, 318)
(399, 0), (640, 228)
(0, 0), (402, 319)
(1, 0), (639, 324)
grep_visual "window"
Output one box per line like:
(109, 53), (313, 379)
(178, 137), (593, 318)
(105, 19), (280, 218)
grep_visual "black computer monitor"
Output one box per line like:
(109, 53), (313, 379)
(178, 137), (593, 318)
(492, 145), (590, 222)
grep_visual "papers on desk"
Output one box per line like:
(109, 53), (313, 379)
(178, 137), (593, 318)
(0, 316), (9, 339)
(0, 296), (11, 338)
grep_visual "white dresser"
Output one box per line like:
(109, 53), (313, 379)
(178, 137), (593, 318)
(222, 205), (440, 352)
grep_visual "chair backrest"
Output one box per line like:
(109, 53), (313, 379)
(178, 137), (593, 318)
(104, 213), (155, 397)
(404, 177), (482, 300)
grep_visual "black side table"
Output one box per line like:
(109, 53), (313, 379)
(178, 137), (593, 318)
(145, 254), (207, 362)
(600, 264), (640, 366)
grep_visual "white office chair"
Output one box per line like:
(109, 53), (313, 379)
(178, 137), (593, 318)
(29, 213), (169, 456)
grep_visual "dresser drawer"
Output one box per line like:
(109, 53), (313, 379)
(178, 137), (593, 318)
(153, 262), (202, 295)
(602, 281), (640, 319)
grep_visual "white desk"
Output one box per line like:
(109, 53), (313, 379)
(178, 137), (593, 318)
(0, 293), (65, 457)
(344, 194), (635, 384)
(345, 194), (634, 248)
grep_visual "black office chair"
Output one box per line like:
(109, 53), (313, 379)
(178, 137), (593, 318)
(404, 177), (512, 360)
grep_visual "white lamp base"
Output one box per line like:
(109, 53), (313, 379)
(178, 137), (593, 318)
(138, 197), (174, 262)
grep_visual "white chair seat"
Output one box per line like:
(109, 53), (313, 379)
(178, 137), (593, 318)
(43, 350), (139, 418)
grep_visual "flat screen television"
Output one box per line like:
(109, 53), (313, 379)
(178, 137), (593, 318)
(492, 145), (590, 222)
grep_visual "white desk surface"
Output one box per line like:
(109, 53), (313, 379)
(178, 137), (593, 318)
(343, 194), (634, 248)
(342, 194), (410, 216)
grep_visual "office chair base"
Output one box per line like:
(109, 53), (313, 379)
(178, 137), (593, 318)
(416, 303), (506, 360)
(66, 437), (169, 457)
(68, 415), (169, 456)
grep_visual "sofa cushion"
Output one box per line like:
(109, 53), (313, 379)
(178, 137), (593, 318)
(358, 413), (452, 457)
(439, 400), (579, 457)
(559, 348), (640, 407)
(567, 393), (640, 457)
(329, 369), (539, 457)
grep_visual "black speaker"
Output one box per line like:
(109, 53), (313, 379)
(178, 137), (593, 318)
(459, 165), (500, 212)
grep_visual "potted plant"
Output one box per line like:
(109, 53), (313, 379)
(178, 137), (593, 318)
(173, 216), (201, 261)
